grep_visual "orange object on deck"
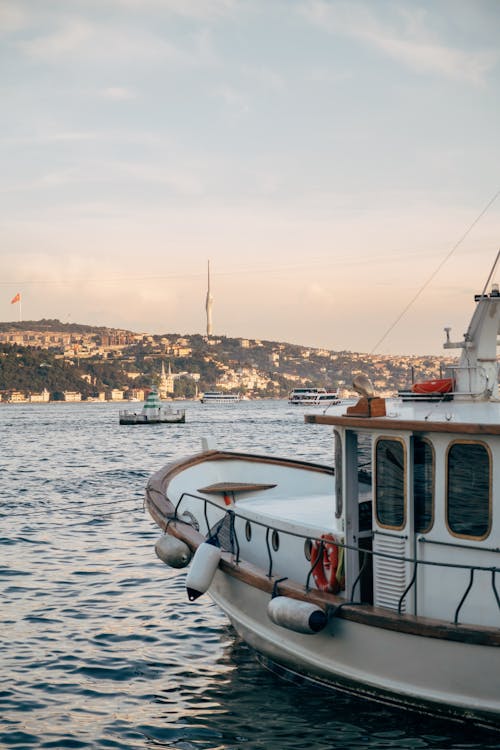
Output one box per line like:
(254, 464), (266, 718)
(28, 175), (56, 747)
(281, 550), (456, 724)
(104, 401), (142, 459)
(411, 378), (453, 395)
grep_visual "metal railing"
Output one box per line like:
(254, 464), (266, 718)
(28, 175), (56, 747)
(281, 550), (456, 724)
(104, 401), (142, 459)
(168, 491), (500, 626)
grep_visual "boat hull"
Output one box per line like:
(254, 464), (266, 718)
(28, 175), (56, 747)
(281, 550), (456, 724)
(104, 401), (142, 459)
(145, 449), (500, 729)
(119, 415), (185, 424)
(209, 572), (500, 729)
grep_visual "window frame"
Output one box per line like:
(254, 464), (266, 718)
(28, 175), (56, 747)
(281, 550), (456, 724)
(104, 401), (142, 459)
(445, 439), (492, 541)
(412, 436), (435, 534)
(374, 436), (407, 531)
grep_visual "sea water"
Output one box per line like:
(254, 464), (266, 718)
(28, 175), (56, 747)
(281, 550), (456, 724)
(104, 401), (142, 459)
(1, 401), (499, 749)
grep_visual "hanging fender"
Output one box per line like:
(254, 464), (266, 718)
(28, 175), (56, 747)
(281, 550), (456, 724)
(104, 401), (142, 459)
(185, 542), (221, 601)
(267, 596), (327, 634)
(155, 534), (192, 569)
(310, 533), (343, 594)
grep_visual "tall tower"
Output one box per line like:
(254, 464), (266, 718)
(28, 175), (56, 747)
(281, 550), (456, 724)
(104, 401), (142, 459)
(205, 259), (213, 338)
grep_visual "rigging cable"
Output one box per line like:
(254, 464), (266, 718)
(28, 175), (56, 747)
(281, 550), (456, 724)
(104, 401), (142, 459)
(369, 187), (500, 355)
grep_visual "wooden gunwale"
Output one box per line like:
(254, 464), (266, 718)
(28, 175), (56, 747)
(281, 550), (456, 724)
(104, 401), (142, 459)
(305, 413), (500, 435)
(146, 449), (333, 499)
(145, 483), (500, 648)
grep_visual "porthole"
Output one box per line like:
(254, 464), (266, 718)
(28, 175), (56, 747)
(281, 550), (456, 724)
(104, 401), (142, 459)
(304, 538), (312, 561)
(271, 529), (280, 551)
(245, 520), (252, 541)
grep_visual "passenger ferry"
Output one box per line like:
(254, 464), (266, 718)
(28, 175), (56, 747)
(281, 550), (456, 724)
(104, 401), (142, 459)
(200, 391), (242, 404)
(146, 277), (500, 728)
(288, 387), (340, 407)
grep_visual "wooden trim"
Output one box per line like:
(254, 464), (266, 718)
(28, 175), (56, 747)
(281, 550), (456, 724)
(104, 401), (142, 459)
(146, 449), (334, 516)
(145, 505), (500, 647)
(374, 436), (407, 531)
(198, 482), (277, 494)
(305, 413), (500, 435)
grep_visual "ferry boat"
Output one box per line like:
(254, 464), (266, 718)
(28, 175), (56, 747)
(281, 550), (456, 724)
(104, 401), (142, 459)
(200, 391), (242, 404)
(288, 387), (341, 407)
(119, 386), (185, 424)
(145, 281), (500, 728)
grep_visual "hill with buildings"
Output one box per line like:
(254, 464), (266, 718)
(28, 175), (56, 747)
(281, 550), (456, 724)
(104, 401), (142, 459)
(0, 319), (453, 402)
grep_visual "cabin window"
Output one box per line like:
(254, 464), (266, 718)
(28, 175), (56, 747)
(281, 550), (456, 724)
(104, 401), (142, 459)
(245, 521), (252, 541)
(375, 438), (405, 529)
(447, 442), (491, 539)
(334, 430), (343, 519)
(413, 437), (434, 533)
(271, 529), (280, 551)
(304, 538), (312, 561)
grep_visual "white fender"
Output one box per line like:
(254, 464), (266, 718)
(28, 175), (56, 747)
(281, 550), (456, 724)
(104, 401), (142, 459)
(155, 534), (192, 568)
(267, 596), (327, 634)
(185, 542), (222, 601)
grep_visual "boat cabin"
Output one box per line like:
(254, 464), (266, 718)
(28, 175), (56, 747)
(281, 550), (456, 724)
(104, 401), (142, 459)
(307, 288), (500, 629)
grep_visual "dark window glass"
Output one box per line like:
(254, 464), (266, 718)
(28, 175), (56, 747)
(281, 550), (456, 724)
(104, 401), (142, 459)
(376, 439), (405, 528)
(414, 438), (433, 533)
(271, 530), (280, 551)
(447, 443), (490, 537)
(334, 430), (343, 519)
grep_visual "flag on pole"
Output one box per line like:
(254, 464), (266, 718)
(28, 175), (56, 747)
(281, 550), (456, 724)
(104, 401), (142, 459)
(10, 293), (21, 304)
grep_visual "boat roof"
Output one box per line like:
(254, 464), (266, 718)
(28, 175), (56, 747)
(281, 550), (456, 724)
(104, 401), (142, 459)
(306, 398), (500, 434)
(306, 288), (500, 435)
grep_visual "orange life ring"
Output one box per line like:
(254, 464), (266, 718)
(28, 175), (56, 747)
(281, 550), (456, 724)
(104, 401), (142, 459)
(310, 533), (342, 593)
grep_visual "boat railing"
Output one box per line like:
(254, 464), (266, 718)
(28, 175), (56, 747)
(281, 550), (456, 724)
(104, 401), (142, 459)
(171, 491), (500, 624)
(402, 364), (495, 400)
(446, 364), (495, 398)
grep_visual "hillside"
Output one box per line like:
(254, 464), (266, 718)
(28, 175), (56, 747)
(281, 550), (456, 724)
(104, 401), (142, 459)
(0, 319), (452, 399)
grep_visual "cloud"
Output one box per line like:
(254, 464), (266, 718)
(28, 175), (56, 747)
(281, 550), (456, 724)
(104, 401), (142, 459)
(118, 162), (204, 195)
(100, 87), (136, 100)
(0, 2), (28, 32)
(300, 0), (498, 85)
(19, 19), (93, 60)
(212, 85), (251, 118)
(103, 0), (239, 20)
(17, 17), (217, 69)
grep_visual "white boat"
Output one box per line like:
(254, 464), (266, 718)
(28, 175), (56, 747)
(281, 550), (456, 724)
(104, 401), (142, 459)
(119, 386), (185, 424)
(200, 391), (242, 404)
(288, 387), (340, 407)
(145, 281), (500, 729)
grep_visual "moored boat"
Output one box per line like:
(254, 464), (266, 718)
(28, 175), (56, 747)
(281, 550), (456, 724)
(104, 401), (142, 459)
(200, 391), (242, 404)
(288, 387), (340, 407)
(145, 281), (500, 728)
(119, 385), (185, 424)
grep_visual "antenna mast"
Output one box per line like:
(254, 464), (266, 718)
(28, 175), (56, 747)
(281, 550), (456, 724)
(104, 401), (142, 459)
(205, 260), (213, 338)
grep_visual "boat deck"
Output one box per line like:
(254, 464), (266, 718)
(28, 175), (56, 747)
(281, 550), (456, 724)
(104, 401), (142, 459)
(236, 493), (335, 532)
(235, 479), (372, 534)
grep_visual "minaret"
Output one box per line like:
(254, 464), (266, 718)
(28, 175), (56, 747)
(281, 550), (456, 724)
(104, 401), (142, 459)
(159, 361), (168, 399)
(159, 361), (174, 398)
(205, 259), (213, 338)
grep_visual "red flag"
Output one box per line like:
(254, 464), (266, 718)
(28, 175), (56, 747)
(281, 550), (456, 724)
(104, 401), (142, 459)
(10, 293), (21, 304)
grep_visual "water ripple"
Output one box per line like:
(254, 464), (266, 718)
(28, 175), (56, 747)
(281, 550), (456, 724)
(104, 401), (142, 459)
(1, 402), (499, 749)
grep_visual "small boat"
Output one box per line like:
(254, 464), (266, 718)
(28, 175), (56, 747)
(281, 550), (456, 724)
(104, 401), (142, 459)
(145, 279), (500, 728)
(200, 391), (242, 404)
(119, 386), (185, 424)
(288, 387), (340, 407)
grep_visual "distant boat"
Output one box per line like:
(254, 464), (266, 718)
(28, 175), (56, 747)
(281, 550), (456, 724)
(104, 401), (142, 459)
(288, 387), (340, 407)
(200, 391), (242, 404)
(119, 386), (185, 424)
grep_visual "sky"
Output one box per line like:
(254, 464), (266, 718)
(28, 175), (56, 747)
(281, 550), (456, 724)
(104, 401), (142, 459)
(1, 0), (500, 355)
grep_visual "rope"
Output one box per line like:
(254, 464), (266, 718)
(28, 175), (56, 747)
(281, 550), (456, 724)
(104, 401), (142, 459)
(370, 188), (500, 354)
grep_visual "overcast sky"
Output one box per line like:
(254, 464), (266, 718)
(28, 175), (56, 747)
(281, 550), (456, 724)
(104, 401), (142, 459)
(1, 0), (499, 355)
